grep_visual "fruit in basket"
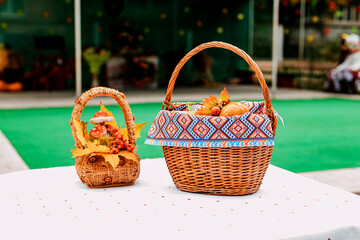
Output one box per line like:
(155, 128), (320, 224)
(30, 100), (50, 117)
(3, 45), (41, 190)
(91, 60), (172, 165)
(211, 106), (221, 116)
(220, 102), (249, 116)
(195, 88), (229, 116)
(194, 87), (248, 117)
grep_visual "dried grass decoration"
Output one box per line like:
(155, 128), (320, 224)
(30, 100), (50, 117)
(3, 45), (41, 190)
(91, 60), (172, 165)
(71, 87), (147, 188)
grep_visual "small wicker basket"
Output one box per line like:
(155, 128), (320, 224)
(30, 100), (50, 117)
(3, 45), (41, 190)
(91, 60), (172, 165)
(70, 87), (140, 188)
(146, 41), (278, 196)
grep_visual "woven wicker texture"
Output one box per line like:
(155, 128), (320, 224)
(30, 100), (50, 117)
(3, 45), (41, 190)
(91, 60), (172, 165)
(161, 41), (277, 195)
(70, 87), (140, 188)
(163, 146), (273, 195)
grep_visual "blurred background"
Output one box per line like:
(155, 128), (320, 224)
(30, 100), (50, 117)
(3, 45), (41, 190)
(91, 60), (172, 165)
(1, 0), (360, 192)
(0, 0), (360, 92)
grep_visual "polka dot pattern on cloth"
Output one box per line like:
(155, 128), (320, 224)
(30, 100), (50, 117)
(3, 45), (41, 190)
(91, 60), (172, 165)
(0, 159), (360, 240)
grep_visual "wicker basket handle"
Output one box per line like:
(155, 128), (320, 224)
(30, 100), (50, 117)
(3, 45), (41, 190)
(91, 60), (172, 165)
(162, 41), (277, 132)
(70, 87), (136, 149)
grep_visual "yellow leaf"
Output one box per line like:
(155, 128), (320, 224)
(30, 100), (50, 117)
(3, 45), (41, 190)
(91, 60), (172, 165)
(71, 141), (111, 158)
(220, 87), (229, 101)
(86, 141), (111, 153)
(102, 151), (138, 169)
(100, 102), (118, 128)
(72, 146), (139, 168)
(103, 154), (119, 169)
(72, 118), (87, 146)
(117, 122), (148, 143)
(118, 150), (138, 162)
(71, 148), (91, 157)
(134, 122), (148, 138)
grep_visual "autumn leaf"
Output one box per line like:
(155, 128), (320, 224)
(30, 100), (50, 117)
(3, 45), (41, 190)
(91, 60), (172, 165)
(100, 102), (118, 128)
(102, 154), (119, 169)
(100, 151), (139, 169)
(72, 138), (139, 169)
(195, 95), (218, 116)
(71, 147), (91, 157)
(203, 95), (218, 108)
(119, 150), (138, 161)
(87, 141), (111, 153)
(72, 117), (87, 146)
(195, 106), (211, 116)
(134, 122), (148, 138)
(220, 87), (230, 101)
(117, 122), (147, 143)
(71, 141), (111, 158)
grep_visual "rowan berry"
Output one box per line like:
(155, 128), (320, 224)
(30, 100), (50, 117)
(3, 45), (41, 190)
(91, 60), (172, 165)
(126, 144), (134, 152)
(111, 148), (119, 154)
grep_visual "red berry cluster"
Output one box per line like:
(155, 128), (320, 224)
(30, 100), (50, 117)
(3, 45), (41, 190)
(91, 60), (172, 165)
(106, 125), (135, 153)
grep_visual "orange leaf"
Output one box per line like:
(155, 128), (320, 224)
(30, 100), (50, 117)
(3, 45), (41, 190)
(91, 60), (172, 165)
(220, 87), (229, 101)
(209, 95), (218, 102)
(202, 97), (211, 106)
(202, 95), (215, 105)
(198, 95), (218, 116)
(195, 108), (208, 115)
(203, 96), (218, 108)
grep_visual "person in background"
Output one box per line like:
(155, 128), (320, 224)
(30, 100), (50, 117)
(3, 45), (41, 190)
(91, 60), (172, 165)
(328, 34), (360, 93)
(339, 33), (350, 64)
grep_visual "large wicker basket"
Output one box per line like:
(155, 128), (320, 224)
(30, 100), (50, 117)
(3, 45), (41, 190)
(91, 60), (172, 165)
(146, 41), (278, 196)
(70, 87), (140, 188)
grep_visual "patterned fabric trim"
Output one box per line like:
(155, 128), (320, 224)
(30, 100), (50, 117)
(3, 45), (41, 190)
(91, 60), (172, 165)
(145, 101), (276, 148)
(145, 139), (274, 147)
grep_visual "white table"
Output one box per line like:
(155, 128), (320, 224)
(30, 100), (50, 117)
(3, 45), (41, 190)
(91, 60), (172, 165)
(1, 158), (360, 240)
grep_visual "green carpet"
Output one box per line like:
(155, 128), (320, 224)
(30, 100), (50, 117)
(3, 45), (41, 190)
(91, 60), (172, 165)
(0, 98), (359, 173)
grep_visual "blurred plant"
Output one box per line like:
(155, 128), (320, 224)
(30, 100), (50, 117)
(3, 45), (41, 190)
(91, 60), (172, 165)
(319, 39), (341, 62)
(83, 47), (111, 87)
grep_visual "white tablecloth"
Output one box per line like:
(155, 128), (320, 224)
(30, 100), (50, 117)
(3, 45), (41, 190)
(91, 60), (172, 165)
(1, 158), (360, 240)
